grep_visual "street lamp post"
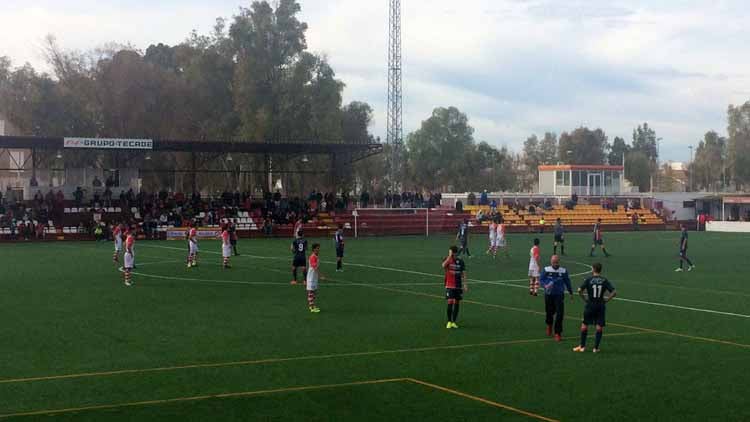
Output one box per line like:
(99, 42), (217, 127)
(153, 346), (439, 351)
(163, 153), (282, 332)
(656, 137), (662, 192)
(688, 145), (694, 192)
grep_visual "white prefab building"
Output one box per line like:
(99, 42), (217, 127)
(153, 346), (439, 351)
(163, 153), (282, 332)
(538, 165), (625, 196)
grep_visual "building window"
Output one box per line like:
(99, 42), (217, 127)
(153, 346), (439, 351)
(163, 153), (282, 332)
(556, 170), (570, 186)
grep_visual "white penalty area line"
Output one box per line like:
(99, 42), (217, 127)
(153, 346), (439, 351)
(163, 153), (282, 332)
(138, 244), (750, 319)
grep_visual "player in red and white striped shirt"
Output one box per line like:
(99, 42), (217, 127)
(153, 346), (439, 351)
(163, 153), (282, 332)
(187, 226), (199, 268)
(528, 238), (541, 296)
(112, 223), (123, 263)
(306, 243), (322, 313)
(221, 227), (232, 269)
(123, 229), (136, 286)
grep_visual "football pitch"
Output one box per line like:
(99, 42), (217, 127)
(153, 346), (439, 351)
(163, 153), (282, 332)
(1, 231), (748, 421)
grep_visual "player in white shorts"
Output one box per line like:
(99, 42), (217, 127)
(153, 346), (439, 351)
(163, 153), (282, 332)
(123, 229), (135, 286)
(306, 243), (322, 313)
(528, 238), (541, 296)
(221, 227), (232, 269)
(487, 220), (498, 257)
(113, 223), (123, 263)
(496, 220), (509, 257)
(187, 226), (199, 268)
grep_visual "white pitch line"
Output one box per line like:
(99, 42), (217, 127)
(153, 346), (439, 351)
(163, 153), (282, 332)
(140, 243), (588, 284)
(566, 259), (750, 298)
(496, 281), (750, 319)
(119, 261), (438, 287)
(139, 244), (749, 319)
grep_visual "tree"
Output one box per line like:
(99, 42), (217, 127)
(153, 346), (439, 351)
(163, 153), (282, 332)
(609, 136), (629, 165)
(229, 0), (309, 141)
(625, 151), (651, 192)
(728, 101), (750, 188)
(691, 131), (727, 191)
(406, 107), (475, 191)
(521, 135), (541, 190)
(557, 127), (608, 164)
(657, 163), (678, 192)
(471, 141), (516, 192)
(539, 132), (558, 164)
(632, 123), (658, 162)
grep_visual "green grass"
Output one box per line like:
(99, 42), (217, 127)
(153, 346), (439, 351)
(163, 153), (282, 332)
(1, 231), (749, 421)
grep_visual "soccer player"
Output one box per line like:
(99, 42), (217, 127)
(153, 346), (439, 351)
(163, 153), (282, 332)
(306, 243), (323, 313)
(187, 225), (199, 268)
(442, 245), (468, 329)
(221, 226), (232, 269)
(675, 224), (695, 272)
(497, 218), (509, 258)
(528, 238), (541, 296)
(540, 255), (574, 341)
(589, 218), (611, 257)
(553, 218), (565, 256)
(456, 219), (471, 258)
(334, 224), (345, 272)
(291, 231), (308, 285)
(294, 218), (303, 239)
(112, 223), (123, 263)
(229, 219), (239, 256)
(486, 219), (498, 257)
(574, 262), (617, 353)
(123, 229), (136, 286)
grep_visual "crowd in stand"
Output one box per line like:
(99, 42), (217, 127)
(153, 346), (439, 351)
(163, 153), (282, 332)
(0, 184), (444, 239)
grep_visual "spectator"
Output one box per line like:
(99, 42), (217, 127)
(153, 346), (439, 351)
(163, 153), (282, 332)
(92, 176), (102, 188)
(103, 187), (112, 207)
(73, 187), (84, 206)
(480, 190), (488, 206)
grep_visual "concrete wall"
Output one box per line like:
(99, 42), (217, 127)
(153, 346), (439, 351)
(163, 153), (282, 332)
(652, 192), (713, 221)
(707, 221), (750, 232)
(538, 170), (556, 195)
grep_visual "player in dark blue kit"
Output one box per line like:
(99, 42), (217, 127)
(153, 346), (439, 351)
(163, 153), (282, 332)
(589, 218), (611, 257)
(334, 224), (345, 272)
(290, 231), (308, 285)
(456, 219), (471, 258)
(574, 262), (617, 353)
(675, 224), (694, 272)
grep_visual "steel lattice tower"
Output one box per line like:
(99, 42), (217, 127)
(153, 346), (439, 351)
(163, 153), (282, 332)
(387, 0), (403, 186)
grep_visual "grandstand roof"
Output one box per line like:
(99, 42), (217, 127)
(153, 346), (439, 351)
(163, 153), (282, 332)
(538, 164), (624, 171)
(697, 194), (750, 204)
(0, 135), (382, 158)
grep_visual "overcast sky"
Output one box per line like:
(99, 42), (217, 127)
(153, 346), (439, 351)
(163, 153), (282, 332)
(2, 0), (749, 161)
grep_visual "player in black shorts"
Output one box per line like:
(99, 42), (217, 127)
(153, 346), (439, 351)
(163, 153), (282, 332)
(334, 224), (345, 272)
(675, 224), (694, 272)
(589, 218), (611, 257)
(291, 231), (308, 285)
(229, 219), (239, 256)
(553, 218), (565, 255)
(456, 219), (471, 258)
(442, 246), (468, 329)
(574, 262), (616, 353)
